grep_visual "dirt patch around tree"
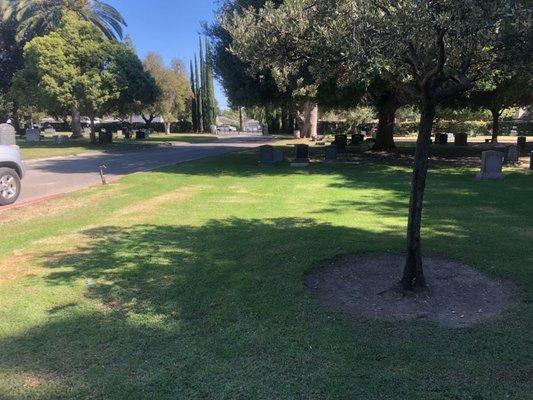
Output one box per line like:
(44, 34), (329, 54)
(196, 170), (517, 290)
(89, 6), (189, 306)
(305, 253), (514, 328)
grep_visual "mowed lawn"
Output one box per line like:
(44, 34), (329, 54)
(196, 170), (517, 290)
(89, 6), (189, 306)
(0, 148), (532, 399)
(19, 132), (218, 160)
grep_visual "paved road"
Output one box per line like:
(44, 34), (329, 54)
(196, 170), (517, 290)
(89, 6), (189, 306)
(17, 134), (271, 204)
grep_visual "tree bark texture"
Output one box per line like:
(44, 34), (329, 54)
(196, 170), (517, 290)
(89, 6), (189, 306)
(491, 108), (500, 143)
(374, 99), (397, 151)
(401, 102), (436, 290)
(71, 108), (82, 138)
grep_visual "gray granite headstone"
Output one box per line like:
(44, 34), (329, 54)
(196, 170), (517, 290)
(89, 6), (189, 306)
(53, 135), (70, 144)
(291, 144), (310, 167)
(454, 132), (468, 146)
(0, 124), (16, 145)
(25, 128), (41, 142)
(436, 133), (448, 145)
(259, 145), (283, 165)
(476, 150), (505, 180)
(325, 145), (337, 161)
(505, 145), (519, 164)
(351, 133), (364, 145)
(334, 134), (347, 150)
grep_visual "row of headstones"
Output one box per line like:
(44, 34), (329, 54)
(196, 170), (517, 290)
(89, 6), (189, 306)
(476, 149), (531, 179)
(435, 132), (529, 148)
(260, 144), (339, 167)
(23, 126), (150, 144)
(259, 143), (533, 174)
(24, 128), (70, 144)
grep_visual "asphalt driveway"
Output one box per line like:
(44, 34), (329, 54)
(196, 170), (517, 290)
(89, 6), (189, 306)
(16, 134), (272, 205)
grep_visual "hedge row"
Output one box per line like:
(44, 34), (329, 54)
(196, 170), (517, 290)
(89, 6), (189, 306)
(318, 120), (533, 136)
(45, 120), (194, 134)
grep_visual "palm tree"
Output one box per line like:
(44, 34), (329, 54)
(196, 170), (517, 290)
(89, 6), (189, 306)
(11, 0), (126, 41)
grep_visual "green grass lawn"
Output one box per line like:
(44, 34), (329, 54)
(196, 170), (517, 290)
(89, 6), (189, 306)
(0, 148), (532, 399)
(18, 132), (218, 160)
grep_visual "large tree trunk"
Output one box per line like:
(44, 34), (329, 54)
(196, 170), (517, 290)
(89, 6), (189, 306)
(374, 100), (397, 151)
(11, 101), (22, 135)
(309, 102), (318, 139)
(281, 108), (288, 133)
(89, 117), (97, 144)
(491, 108), (500, 143)
(296, 106), (309, 137)
(297, 101), (318, 138)
(288, 112), (295, 135)
(142, 114), (154, 131)
(164, 122), (171, 135)
(239, 107), (243, 132)
(401, 102), (436, 291)
(71, 108), (83, 139)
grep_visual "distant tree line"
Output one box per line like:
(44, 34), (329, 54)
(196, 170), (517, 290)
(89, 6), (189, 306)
(210, 0), (531, 148)
(1, 0), (193, 140)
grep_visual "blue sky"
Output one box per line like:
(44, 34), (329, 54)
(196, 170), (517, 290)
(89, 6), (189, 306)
(106, 0), (229, 109)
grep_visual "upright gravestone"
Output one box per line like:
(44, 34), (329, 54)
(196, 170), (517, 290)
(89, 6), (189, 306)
(334, 134), (348, 150)
(136, 130), (147, 140)
(454, 132), (468, 146)
(98, 131), (113, 144)
(436, 133), (448, 145)
(25, 128), (41, 142)
(476, 150), (505, 180)
(262, 124), (269, 136)
(351, 133), (364, 145)
(325, 145), (337, 161)
(259, 145), (283, 165)
(517, 136), (526, 149)
(0, 124), (16, 146)
(505, 145), (519, 164)
(291, 144), (310, 167)
(53, 135), (70, 144)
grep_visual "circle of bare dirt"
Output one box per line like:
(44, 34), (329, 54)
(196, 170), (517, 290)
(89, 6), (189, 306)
(305, 253), (513, 328)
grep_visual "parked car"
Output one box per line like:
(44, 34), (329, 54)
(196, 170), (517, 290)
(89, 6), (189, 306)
(217, 124), (237, 132)
(0, 135), (26, 206)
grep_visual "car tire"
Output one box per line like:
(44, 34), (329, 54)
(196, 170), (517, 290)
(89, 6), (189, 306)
(0, 167), (21, 206)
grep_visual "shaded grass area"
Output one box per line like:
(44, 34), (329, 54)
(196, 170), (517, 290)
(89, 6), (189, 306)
(0, 149), (532, 399)
(18, 132), (218, 160)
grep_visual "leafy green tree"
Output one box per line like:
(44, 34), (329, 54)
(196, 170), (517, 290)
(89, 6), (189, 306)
(209, 0), (295, 133)
(451, 73), (532, 142)
(194, 54), (204, 132)
(110, 46), (161, 121)
(1, 0), (25, 130)
(142, 53), (193, 134)
(221, 0), (330, 137)
(220, 0), (528, 290)
(346, 0), (526, 289)
(189, 60), (198, 131)
(3, 0), (127, 136)
(12, 14), (144, 143)
(204, 39), (217, 130)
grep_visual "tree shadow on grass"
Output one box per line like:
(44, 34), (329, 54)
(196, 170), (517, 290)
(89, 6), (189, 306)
(0, 217), (531, 398)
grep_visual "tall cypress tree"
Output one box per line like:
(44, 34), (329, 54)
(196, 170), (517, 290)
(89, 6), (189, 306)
(199, 37), (208, 131)
(190, 60), (198, 132)
(205, 39), (217, 128)
(194, 54), (204, 132)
